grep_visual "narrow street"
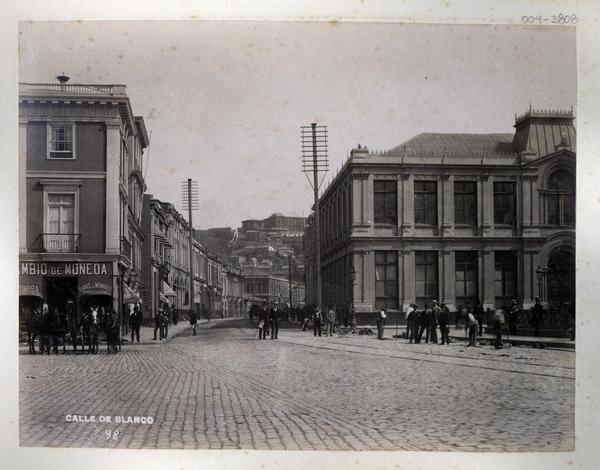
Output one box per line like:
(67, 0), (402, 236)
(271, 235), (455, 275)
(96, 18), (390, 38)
(19, 319), (574, 451)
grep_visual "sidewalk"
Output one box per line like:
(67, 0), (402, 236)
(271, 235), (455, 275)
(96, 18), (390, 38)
(354, 324), (575, 350)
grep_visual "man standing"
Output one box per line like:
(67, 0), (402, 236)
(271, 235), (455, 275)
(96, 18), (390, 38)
(326, 305), (336, 337)
(405, 303), (416, 343)
(467, 309), (479, 347)
(189, 309), (197, 336)
(474, 299), (484, 336)
(270, 304), (280, 340)
(153, 310), (162, 341)
(438, 303), (450, 345)
(313, 307), (323, 337)
(530, 297), (544, 337)
(376, 309), (387, 340)
(258, 303), (268, 340)
(129, 305), (141, 343)
(427, 300), (440, 344)
(492, 308), (505, 349)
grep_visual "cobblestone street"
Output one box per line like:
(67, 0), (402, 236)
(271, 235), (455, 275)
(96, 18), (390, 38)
(19, 319), (574, 451)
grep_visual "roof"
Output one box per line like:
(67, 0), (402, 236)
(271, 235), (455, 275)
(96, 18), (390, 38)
(388, 133), (517, 158)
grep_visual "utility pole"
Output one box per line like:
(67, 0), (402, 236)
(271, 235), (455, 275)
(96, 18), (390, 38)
(288, 254), (293, 309)
(182, 179), (199, 320)
(301, 123), (328, 310)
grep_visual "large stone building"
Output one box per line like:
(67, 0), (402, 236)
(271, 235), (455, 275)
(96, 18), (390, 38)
(18, 79), (148, 331)
(304, 109), (575, 322)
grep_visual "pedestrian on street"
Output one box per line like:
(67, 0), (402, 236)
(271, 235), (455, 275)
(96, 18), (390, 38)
(508, 299), (519, 336)
(492, 308), (505, 349)
(159, 310), (168, 340)
(326, 305), (336, 337)
(376, 309), (387, 340)
(163, 307), (171, 338)
(313, 307), (323, 337)
(474, 299), (485, 336)
(129, 305), (141, 343)
(416, 306), (427, 344)
(438, 303), (450, 345)
(189, 309), (198, 336)
(467, 309), (479, 347)
(405, 303), (416, 343)
(426, 300), (440, 344)
(270, 304), (280, 340)
(258, 303), (268, 340)
(172, 307), (179, 326)
(153, 311), (162, 340)
(530, 297), (544, 337)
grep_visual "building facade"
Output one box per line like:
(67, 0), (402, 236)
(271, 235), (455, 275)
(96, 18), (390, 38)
(305, 109), (575, 321)
(243, 274), (305, 309)
(18, 80), (148, 330)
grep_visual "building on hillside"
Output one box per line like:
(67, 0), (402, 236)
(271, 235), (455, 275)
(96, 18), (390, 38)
(18, 78), (148, 333)
(304, 109), (576, 324)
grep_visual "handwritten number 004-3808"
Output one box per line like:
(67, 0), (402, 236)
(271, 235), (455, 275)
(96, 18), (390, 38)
(522, 14), (578, 24)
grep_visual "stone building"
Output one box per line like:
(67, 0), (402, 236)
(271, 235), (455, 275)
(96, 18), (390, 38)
(304, 109), (575, 322)
(18, 79), (148, 331)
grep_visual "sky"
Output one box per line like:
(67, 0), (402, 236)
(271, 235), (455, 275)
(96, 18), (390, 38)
(19, 21), (576, 229)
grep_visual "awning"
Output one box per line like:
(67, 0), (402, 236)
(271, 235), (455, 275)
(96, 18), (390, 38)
(19, 285), (43, 298)
(123, 283), (142, 303)
(162, 281), (176, 298)
(159, 292), (170, 304)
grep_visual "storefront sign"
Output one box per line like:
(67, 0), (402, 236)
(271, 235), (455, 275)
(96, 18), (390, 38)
(19, 284), (42, 297)
(20, 262), (112, 277)
(80, 281), (112, 296)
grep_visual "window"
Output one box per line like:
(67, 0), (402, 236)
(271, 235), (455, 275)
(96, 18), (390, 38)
(415, 251), (438, 308)
(493, 182), (516, 225)
(546, 170), (575, 226)
(455, 251), (478, 308)
(375, 251), (398, 309)
(47, 124), (75, 159)
(47, 194), (75, 234)
(414, 181), (437, 225)
(454, 181), (477, 225)
(374, 180), (397, 225)
(495, 251), (517, 308)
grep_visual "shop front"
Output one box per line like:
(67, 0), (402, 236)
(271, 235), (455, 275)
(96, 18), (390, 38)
(19, 260), (114, 330)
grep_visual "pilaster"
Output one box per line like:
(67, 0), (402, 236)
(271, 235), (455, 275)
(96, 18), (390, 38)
(441, 175), (453, 236)
(401, 174), (414, 236)
(19, 120), (28, 253)
(442, 250), (456, 311)
(401, 250), (415, 311)
(482, 249), (495, 310)
(481, 174), (493, 236)
(105, 121), (121, 255)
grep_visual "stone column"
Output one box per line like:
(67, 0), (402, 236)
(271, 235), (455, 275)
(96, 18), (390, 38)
(531, 176), (540, 225)
(442, 250), (456, 311)
(105, 122), (121, 255)
(19, 120), (27, 253)
(522, 177), (532, 227)
(481, 174), (493, 236)
(402, 174), (414, 236)
(442, 175), (453, 236)
(482, 249), (495, 311)
(522, 250), (535, 309)
(402, 250), (415, 311)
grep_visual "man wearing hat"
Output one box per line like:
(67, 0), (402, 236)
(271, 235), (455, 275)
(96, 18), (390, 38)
(530, 297), (544, 337)
(313, 307), (323, 337)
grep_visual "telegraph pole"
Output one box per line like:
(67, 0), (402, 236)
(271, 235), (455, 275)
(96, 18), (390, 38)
(301, 123), (328, 310)
(181, 179), (199, 319)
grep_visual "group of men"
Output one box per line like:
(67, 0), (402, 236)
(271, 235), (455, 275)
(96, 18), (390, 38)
(256, 303), (281, 340)
(300, 305), (337, 337)
(405, 300), (451, 345)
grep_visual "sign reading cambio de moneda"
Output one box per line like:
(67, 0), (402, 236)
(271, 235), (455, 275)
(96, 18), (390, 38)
(20, 262), (110, 276)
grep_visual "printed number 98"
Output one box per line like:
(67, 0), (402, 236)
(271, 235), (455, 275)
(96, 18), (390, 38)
(104, 429), (120, 440)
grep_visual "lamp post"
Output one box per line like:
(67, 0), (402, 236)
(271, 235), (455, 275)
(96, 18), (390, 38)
(536, 265), (547, 305)
(349, 265), (357, 329)
(118, 267), (137, 352)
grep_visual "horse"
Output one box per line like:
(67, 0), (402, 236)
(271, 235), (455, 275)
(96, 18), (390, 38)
(82, 307), (100, 354)
(23, 306), (44, 354)
(103, 310), (120, 354)
(38, 307), (66, 355)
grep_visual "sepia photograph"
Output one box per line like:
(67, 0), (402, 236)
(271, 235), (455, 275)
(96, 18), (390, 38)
(14, 16), (581, 460)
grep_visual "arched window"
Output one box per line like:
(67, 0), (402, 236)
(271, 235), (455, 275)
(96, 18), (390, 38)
(546, 170), (575, 226)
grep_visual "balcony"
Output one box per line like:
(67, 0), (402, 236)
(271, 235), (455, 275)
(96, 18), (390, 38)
(32, 233), (81, 253)
(120, 236), (132, 261)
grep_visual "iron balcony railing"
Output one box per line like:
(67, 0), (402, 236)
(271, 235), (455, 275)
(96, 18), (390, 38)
(120, 236), (132, 260)
(32, 233), (81, 253)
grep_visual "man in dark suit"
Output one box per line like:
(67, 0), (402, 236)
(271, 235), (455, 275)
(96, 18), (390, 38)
(438, 303), (450, 345)
(258, 304), (268, 339)
(270, 304), (280, 339)
(129, 305), (142, 343)
(313, 307), (323, 337)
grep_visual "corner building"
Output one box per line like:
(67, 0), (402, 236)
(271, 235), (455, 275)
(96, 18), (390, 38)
(19, 81), (148, 329)
(304, 109), (575, 321)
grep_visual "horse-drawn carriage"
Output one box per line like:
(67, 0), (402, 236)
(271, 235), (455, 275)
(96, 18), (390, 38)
(20, 296), (121, 355)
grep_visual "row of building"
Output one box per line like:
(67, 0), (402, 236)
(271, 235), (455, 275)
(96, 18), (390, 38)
(304, 108), (576, 324)
(17, 78), (304, 331)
